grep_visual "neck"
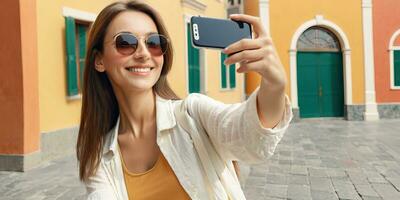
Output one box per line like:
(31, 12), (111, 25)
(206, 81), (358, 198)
(114, 87), (156, 138)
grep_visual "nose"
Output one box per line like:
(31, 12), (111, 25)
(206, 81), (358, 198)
(133, 39), (151, 60)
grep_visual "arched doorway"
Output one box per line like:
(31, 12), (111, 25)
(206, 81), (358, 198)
(297, 27), (345, 118)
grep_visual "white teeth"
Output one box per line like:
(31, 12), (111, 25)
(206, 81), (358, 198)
(128, 68), (151, 72)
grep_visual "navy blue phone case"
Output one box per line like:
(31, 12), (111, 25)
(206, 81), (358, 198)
(190, 16), (252, 49)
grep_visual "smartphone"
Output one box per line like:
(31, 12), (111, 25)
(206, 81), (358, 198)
(190, 16), (252, 50)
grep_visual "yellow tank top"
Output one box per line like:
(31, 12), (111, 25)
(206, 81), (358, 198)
(119, 149), (191, 200)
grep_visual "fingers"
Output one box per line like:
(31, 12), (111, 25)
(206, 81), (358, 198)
(229, 14), (267, 38)
(224, 42), (275, 65)
(223, 48), (263, 65)
(223, 39), (268, 55)
(223, 37), (272, 55)
(236, 59), (266, 74)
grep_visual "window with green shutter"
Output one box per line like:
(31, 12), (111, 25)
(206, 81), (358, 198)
(220, 53), (236, 89)
(187, 23), (201, 93)
(395, 50), (400, 87)
(65, 16), (89, 98)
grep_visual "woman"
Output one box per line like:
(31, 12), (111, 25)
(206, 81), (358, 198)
(76, 1), (292, 200)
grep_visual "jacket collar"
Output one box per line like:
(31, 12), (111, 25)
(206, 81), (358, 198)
(102, 94), (177, 158)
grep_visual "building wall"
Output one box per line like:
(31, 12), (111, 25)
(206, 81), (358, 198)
(37, 0), (243, 134)
(0, 0), (39, 155)
(37, 0), (114, 133)
(268, 0), (365, 105)
(243, 0), (262, 96)
(373, 0), (400, 103)
(0, 0), (24, 154)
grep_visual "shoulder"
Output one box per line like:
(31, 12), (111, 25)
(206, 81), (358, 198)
(174, 93), (219, 104)
(171, 93), (220, 109)
(171, 94), (230, 120)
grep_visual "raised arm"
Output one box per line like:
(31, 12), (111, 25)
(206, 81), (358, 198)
(223, 14), (287, 129)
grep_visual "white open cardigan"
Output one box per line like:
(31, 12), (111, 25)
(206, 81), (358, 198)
(84, 87), (293, 200)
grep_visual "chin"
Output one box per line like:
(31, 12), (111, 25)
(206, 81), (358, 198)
(127, 81), (157, 92)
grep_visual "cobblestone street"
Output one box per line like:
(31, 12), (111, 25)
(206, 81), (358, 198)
(242, 119), (400, 200)
(1, 119), (400, 200)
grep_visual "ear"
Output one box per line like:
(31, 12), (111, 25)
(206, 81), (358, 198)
(94, 52), (106, 72)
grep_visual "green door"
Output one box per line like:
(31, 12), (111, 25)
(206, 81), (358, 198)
(297, 52), (344, 118)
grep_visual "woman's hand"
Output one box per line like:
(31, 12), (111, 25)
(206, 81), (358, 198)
(223, 14), (287, 91)
(223, 14), (287, 128)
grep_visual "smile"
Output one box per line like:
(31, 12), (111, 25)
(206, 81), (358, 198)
(126, 67), (153, 72)
(125, 66), (155, 76)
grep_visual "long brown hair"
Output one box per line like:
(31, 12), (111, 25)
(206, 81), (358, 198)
(76, 0), (180, 182)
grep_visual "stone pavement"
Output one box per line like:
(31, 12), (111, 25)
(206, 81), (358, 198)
(242, 118), (400, 200)
(1, 118), (400, 200)
(0, 155), (85, 200)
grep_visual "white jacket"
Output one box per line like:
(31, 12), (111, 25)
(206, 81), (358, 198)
(84, 87), (293, 200)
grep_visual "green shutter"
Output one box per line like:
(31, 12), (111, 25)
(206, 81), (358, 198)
(78, 24), (87, 89)
(187, 24), (200, 93)
(221, 53), (236, 89)
(65, 17), (78, 96)
(229, 64), (236, 88)
(220, 53), (227, 88)
(394, 50), (400, 87)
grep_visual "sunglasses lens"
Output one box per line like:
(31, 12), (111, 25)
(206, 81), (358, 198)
(115, 34), (138, 55)
(146, 34), (168, 56)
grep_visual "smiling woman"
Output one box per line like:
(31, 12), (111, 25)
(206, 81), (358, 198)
(76, 1), (292, 200)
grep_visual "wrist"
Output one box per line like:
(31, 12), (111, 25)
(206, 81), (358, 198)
(261, 77), (286, 94)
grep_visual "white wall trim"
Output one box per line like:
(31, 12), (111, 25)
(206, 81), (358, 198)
(181, 0), (207, 12)
(66, 94), (82, 101)
(362, 0), (379, 120)
(62, 7), (96, 22)
(183, 14), (206, 96)
(289, 50), (298, 108)
(289, 15), (352, 110)
(391, 47), (400, 50)
(389, 29), (400, 90)
(259, 0), (270, 35)
(290, 15), (351, 50)
(362, 0), (372, 8)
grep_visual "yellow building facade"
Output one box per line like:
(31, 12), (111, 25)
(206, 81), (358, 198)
(1, 0), (245, 171)
(38, 0), (244, 132)
(244, 0), (375, 121)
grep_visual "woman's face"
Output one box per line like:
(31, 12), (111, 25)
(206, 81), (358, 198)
(95, 11), (164, 93)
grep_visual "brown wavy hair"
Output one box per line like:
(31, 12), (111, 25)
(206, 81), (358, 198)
(76, 0), (180, 182)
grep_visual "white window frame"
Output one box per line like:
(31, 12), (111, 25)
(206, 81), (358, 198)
(389, 29), (400, 90)
(62, 7), (96, 101)
(62, 7), (96, 22)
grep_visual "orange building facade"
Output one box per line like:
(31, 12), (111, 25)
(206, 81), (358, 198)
(0, 0), (40, 171)
(373, 0), (400, 106)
